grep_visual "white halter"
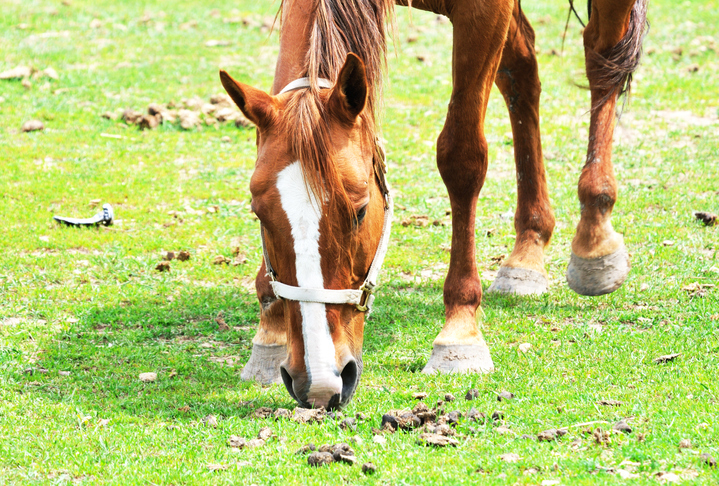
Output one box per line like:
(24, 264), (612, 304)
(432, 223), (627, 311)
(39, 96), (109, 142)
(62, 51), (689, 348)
(262, 77), (393, 313)
(278, 77), (334, 94)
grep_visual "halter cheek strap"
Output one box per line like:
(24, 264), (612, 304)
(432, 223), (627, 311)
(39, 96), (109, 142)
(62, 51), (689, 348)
(261, 77), (393, 313)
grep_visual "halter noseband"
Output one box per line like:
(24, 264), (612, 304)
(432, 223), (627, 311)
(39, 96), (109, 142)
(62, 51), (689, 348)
(261, 77), (394, 313)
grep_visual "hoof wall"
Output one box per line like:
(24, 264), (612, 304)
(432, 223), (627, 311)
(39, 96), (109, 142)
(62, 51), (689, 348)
(240, 343), (287, 384)
(487, 266), (548, 296)
(566, 246), (630, 296)
(422, 344), (494, 375)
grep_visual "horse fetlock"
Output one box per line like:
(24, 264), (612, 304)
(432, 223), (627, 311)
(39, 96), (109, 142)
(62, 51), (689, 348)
(240, 343), (287, 384)
(486, 230), (549, 296)
(433, 307), (486, 346)
(572, 216), (624, 260)
(503, 231), (549, 272)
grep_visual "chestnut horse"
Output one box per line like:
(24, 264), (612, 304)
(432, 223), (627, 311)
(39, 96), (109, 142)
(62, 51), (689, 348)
(220, 0), (648, 408)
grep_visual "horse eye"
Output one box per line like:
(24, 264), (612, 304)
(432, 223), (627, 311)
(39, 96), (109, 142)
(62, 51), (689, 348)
(355, 204), (368, 227)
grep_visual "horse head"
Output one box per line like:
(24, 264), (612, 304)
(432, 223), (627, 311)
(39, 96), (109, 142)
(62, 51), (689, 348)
(220, 53), (391, 409)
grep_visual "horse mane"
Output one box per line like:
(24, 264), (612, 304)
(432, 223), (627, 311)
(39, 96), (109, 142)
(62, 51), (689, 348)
(279, 0), (394, 227)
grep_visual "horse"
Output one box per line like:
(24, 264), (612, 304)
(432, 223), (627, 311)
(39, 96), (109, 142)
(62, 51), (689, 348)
(219, 0), (648, 409)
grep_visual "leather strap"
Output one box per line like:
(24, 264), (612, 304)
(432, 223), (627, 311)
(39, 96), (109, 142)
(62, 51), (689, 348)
(269, 281), (375, 310)
(278, 77), (333, 94)
(261, 225), (277, 281)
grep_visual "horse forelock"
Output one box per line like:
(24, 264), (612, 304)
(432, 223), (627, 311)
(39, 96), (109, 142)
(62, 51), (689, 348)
(279, 0), (393, 248)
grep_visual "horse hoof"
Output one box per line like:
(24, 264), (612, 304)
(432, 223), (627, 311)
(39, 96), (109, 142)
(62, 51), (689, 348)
(422, 344), (494, 374)
(240, 343), (287, 384)
(486, 266), (548, 296)
(566, 245), (630, 296)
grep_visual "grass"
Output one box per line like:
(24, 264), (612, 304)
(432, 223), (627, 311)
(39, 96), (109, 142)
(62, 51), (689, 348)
(1, 0), (718, 484)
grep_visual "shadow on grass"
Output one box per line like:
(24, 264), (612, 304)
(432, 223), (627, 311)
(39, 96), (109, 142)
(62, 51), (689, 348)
(22, 280), (589, 419)
(22, 287), (294, 420)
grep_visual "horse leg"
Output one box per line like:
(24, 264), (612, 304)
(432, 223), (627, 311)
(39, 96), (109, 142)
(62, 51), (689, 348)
(240, 261), (287, 384)
(422, 0), (513, 374)
(566, 0), (647, 295)
(488, 2), (555, 296)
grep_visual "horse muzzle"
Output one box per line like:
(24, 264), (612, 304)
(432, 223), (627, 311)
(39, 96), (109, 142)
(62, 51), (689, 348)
(280, 358), (361, 410)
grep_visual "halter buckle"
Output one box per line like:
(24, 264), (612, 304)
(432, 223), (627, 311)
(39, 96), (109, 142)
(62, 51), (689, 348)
(356, 283), (373, 312)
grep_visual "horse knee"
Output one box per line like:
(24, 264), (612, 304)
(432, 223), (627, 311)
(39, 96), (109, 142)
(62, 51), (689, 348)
(436, 131), (488, 196)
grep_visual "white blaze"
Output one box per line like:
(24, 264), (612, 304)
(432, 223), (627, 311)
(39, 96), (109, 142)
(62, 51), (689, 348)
(276, 161), (342, 401)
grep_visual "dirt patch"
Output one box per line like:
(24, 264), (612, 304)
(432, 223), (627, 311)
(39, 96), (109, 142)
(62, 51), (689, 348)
(653, 353), (681, 364)
(292, 407), (326, 424)
(155, 261), (170, 272)
(106, 94), (250, 131)
(694, 211), (718, 226)
(400, 214), (430, 227)
(304, 443), (356, 466)
(613, 420), (632, 433)
(700, 453), (717, 468)
(139, 372), (157, 382)
(419, 433), (458, 447)
(537, 428), (567, 442)
(597, 399), (622, 407)
(497, 391), (514, 401)
(22, 120), (44, 132)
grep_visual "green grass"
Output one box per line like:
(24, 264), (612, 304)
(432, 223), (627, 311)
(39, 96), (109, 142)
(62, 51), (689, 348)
(1, 0), (718, 484)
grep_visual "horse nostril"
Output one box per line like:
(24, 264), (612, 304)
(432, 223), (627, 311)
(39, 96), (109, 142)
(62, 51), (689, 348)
(326, 394), (341, 410)
(340, 359), (359, 403)
(280, 366), (299, 402)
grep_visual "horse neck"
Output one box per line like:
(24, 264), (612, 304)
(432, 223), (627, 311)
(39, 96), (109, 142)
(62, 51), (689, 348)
(271, 0), (315, 95)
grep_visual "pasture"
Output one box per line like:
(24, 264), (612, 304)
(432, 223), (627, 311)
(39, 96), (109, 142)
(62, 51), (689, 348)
(1, 0), (718, 483)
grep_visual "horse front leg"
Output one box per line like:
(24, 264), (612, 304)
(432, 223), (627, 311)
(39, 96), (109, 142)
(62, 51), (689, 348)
(488, 1), (555, 296)
(422, 0), (513, 374)
(240, 261), (288, 384)
(566, 0), (648, 295)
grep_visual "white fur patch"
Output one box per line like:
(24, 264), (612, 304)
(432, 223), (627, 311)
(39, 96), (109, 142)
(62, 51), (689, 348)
(276, 162), (341, 401)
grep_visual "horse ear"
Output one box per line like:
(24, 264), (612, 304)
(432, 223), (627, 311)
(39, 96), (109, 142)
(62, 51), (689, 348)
(219, 70), (276, 129)
(330, 53), (368, 123)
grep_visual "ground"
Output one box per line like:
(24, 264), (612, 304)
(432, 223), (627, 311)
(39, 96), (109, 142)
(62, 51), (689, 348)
(0, 0), (718, 484)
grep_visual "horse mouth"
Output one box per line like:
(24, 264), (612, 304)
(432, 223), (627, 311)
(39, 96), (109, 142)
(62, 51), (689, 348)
(280, 359), (362, 410)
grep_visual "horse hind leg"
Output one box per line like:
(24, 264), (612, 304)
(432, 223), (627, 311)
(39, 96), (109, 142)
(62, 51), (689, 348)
(240, 261), (288, 384)
(422, 0), (513, 375)
(566, 0), (647, 296)
(488, 2), (555, 296)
